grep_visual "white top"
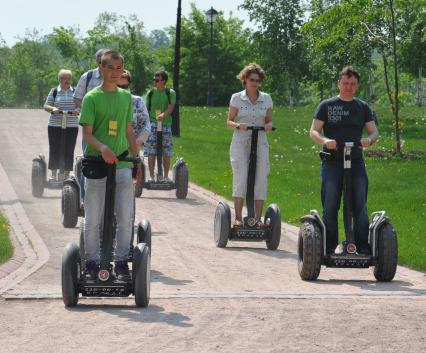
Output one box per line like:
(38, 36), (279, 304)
(229, 90), (273, 143)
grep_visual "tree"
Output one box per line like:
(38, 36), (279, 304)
(240, 0), (307, 105)
(172, 4), (252, 106)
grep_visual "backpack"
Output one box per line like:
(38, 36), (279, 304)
(52, 86), (75, 102)
(85, 69), (94, 92)
(146, 88), (171, 113)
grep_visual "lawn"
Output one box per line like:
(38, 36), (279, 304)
(0, 211), (13, 264)
(175, 104), (426, 272)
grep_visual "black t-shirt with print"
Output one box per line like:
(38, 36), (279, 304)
(314, 96), (374, 160)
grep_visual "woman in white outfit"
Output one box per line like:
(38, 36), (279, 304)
(227, 63), (273, 227)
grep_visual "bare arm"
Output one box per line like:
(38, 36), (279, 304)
(361, 121), (379, 147)
(82, 124), (117, 164)
(227, 106), (247, 131)
(264, 108), (273, 131)
(126, 123), (138, 157)
(44, 104), (58, 113)
(157, 103), (175, 121)
(309, 119), (337, 149)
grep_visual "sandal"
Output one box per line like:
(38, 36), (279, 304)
(255, 220), (265, 228)
(233, 219), (243, 227)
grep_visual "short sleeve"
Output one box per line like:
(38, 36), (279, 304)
(169, 89), (177, 104)
(229, 93), (239, 108)
(363, 102), (374, 123)
(79, 95), (95, 126)
(314, 101), (327, 122)
(73, 73), (88, 101)
(266, 94), (273, 109)
(45, 88), (55, 106)
(126, 95), (132, 125)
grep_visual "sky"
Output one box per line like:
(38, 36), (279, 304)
(0, 0), (251, 46)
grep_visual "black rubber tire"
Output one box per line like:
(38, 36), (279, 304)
(79, 219), (85, 269)
(297, 221), (323, 281)
(61, 242), (80, 307)
(133, 243), (150, 307)
(175, 164), (189, 199)
(264, 204), (281, 250)
(374, 222), (398, 282)
(31, 160), (45, 197)
(62, 184), (79, 228)
(137, 219), (152, 252)
(75, 157), (82, 183)
(214, 202), (231, 248)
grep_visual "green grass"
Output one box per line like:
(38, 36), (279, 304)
(0, 211), (13, 264)
(175, 105), (426, 272)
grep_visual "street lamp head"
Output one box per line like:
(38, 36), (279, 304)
(205, 6), (218, 24)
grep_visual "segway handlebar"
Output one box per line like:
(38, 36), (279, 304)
(83, 155), (142, 164)
(246, 126), (276, 131)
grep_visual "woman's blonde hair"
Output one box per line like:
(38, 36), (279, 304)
(236, 63), (266, 83)
(58, 69), (72, 82)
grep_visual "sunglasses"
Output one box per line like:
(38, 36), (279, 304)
(153, 78), (163, 83)
(248, 78), (261, 83)
(118, 84), (129, 89)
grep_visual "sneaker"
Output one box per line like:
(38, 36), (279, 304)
(163, 176), (172, 183)
(233, 219), (243, 227)
(83, 260), (98, 280)
(114, 261), (130, 281)
(148, 176), (155, 183)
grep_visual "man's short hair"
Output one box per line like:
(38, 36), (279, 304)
(121, 69), (132, 83)
(100, 50), (124, 66)
(339, 66), (360, 82)
(95, 48), (109, 64)
(155, 70), (168, 82)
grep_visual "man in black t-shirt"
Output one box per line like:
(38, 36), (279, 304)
(309, 66), (379, 255)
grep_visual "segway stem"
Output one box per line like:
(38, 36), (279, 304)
(342, 142), (355, 251)
(156, 118), (163, 178)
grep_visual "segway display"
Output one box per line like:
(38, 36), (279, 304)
(61, 155), (151, 307)
(32, 110), (73, 197)
(214, 126), (281, 250)
(135, 116), (189, 199)
(61, 156), (84, 228)
(297, 142), (398, 281)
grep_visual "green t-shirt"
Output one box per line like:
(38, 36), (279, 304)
(79, 86), (132, 169)
(147, 87), (176, 127)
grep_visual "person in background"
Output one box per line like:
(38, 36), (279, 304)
(144, 70), (176, 182)
(43, 69), (79, 181)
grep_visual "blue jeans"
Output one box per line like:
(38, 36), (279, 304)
(84, 168), (134, 263)
(321, 159), (369, 252)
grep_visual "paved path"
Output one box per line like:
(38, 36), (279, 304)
(0, 109), (425, 353)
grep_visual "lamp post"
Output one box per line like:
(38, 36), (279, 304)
(172, 0), (182, 137)
(205, 6), (218, 106)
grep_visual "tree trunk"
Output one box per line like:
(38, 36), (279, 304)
(382, 53), (395, 115)
(389, 0), (401, 155)
(418, 66), (424, 107)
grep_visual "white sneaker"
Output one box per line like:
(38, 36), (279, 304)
(163, 177), (172, 183)
(149, 177), (155, 183)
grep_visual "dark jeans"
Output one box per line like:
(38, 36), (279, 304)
(48, 126), (78, 171)
(321, 159), (370, 252)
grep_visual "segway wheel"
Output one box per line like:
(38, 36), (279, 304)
(297, 221), (323, 281)
(137, 219), (152, 252)
(62, 184), (79, 228)
(31, 160), (45, 197)
(133, 243), (151, 307)
(374, 222), (398, 282)
(264, 204), (281, 250)
(61, 242), (80, 307)
(175, 164), (189, 199)
(214, 202), (231, 248)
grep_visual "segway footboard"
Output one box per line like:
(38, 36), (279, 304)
(81, 279), (132, 297)
(229, 227), (270, 242)
(324, 254), (373, 268)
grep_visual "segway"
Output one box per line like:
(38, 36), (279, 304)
(61, 155), (151, 307)
(297, 142), (398, 281)
(32, 110), (73, 197)
(61, 156), (84, 228)
(135, 113), (189, 199)
(214, 126), (281, 250)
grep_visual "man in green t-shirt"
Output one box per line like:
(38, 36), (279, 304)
(79, 49), (138, 281)
(144, 70), (176, 182)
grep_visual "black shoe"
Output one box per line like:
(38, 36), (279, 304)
(83, 260), (98, 280)
(114, 261), (130, 281)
